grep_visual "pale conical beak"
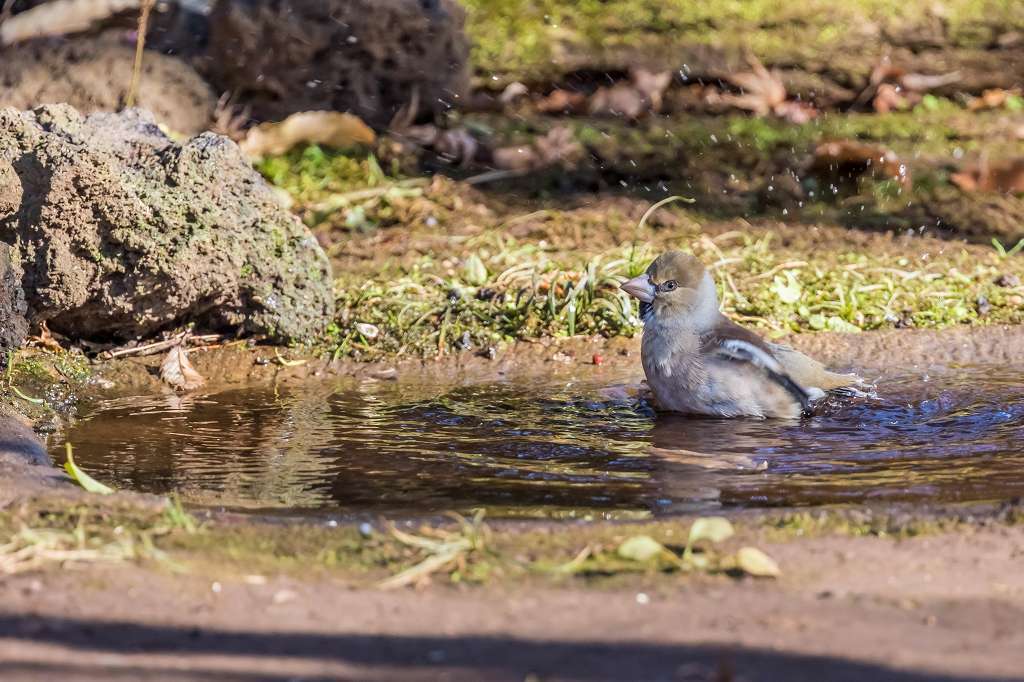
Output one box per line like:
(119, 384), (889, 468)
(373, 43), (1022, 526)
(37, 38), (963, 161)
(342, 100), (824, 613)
(620, 275), (655, 303)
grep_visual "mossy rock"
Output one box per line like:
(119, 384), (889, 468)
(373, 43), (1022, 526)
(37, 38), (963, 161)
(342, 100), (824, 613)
(0, 105), (333, 343)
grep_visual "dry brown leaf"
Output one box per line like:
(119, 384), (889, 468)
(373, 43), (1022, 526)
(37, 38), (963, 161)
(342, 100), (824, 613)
(722, 56), (787, 116)
(811, 140), (911, 188)
(630, 68), (673, 112)
(773, 100), (818, 124)
(403, 125), (480, 167)
(26, 321), (63, 353)
(535, 89), (588, 115)
(968, 88), (1023, 111)
(872, 83), (910, 113)
(950, 158), (1024, 194)
(240, 111), (376, 159)
(160, 346), (205, 392)
(491, 126), (581, 172)
(588, 68), (672, 119)
(855, 57), (959, 109)
(211, 93), (251, 142)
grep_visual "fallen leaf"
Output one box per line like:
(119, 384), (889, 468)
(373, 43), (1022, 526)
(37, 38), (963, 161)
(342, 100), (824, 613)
(490, 126), (581, 172)
(211, 93), (251, 142)
(617, 535), (666, 562)
(722, 55), (787, 117)
(535, 89), (588, 115)
(872, 83), (910, 113)
(64, 443), (114, 495)
(463, 254), (488, 286)
(735, 546), (781, 577)
(826, 316), (862, 334)
(589, 68), (672, 118)
(967, 88), (1023, 112)
(240, 111), (376, 159)
(854, 58), (959, 110)
(403, 124), (480, 167)
(687, 517), (735, 546)
(950, 158), (1024, 194)
(771, 271), (803, 304)
(811, 140), (911, 188)
(27, 321), (63, 352)
(159, 345), (206, 391)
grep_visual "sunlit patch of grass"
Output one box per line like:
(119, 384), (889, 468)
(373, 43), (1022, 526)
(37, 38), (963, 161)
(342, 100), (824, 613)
(327, 225), (1024, 358)
(0, 502), (198, 575)
(331, 239), (650, 359)
(379, 510), (492, 589)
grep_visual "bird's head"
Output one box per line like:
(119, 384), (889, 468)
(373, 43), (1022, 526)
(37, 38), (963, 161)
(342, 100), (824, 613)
(620, 251), (718, 326)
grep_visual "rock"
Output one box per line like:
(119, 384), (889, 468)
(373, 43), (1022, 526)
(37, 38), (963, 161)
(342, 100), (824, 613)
(0, 33), (216, 136)
(202, 0), (470, 128)
(0, 104), (333, 343)
(0, 415), (50, 466)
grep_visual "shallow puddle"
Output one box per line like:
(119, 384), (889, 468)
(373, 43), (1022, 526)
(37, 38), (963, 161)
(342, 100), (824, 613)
(53, 364), (1024, 519)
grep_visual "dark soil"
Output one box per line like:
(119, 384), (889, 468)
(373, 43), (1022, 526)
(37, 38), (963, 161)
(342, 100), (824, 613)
(202, 0), (470, 128)
(0, 33), (216, 135)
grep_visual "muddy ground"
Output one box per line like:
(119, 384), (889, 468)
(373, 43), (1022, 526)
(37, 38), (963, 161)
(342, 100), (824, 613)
(1, 324), (1024, 681)
(1, 521), (1023, 681)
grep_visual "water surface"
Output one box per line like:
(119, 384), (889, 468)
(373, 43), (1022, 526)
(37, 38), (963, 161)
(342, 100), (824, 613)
(54, 364), (1024, 519)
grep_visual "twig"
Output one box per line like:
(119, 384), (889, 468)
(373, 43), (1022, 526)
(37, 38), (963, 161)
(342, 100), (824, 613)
(101, 332), (221, 359)
(125, 0), (155, 109)
(464, 168), (531, 185)
(309, 178), (429, 214)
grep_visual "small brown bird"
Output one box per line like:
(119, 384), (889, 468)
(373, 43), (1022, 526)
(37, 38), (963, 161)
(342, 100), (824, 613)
(621, 251), (860, 418)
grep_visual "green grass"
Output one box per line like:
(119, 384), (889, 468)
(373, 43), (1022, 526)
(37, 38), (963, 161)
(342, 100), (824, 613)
(325, 227), (1024, 359)
(330, 240), (648, 359)
(461, 0), (1023, 80)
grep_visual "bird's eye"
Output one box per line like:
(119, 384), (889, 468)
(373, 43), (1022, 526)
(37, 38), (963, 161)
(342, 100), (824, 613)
(660, 280), (678, 292)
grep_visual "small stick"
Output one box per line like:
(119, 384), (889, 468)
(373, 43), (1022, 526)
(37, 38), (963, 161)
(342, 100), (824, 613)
(125, 0), (155, 109)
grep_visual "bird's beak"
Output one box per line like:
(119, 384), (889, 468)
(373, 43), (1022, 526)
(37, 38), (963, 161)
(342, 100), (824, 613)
(621, 275), (655, 303)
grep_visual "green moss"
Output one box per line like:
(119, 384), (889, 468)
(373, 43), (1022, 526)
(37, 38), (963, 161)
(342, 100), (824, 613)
(256, 145), (399, 207)
(462, 0), (1022, 80)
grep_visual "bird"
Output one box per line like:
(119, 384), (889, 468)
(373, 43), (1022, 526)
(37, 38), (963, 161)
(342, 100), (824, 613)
(620, 251), (860, 419)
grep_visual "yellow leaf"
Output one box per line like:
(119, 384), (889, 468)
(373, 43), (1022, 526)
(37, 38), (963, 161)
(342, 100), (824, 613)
(736, 546), (781, 577)
(617, 535), (665, 562)
(63, 443), (114, 495)
(687, 517), (734, 546)
(240, 111), (376, 159)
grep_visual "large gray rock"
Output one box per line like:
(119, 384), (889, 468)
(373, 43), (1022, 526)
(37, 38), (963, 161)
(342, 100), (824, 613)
(0, 104), (333, 344)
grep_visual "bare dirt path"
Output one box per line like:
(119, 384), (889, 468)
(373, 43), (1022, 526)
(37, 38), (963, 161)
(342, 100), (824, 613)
(1, 523), (1022, 681)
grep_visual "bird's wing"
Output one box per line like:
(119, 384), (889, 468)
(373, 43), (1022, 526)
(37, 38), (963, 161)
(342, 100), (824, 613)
(709, 338), (813, 411)
(702, 320), (812, 410)
(769, 343), (861, 391)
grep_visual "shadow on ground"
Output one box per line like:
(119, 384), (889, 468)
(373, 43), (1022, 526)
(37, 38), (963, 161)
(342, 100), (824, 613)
(0, 614), (1003, 682)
